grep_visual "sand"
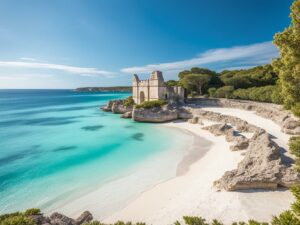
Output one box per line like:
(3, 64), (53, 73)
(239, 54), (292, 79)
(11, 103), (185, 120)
(104, 107), (294, 225)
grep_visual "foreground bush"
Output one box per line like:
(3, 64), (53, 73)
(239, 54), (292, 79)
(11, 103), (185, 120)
(135, 100), (167, 109)
(0, 209), (38, 225)
(289, 136), (300, 171)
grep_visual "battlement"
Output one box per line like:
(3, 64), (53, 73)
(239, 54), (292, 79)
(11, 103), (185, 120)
(133, 71), (164, 85)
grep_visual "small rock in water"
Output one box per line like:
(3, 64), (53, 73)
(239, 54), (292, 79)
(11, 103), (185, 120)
(131, 132), (144, 141)
(81, 125), (104, 131)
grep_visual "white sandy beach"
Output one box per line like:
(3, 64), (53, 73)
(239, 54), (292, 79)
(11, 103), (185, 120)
(104, 107), (294, 225)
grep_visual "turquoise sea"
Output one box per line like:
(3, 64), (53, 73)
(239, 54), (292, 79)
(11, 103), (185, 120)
(0, 90), (193, 218)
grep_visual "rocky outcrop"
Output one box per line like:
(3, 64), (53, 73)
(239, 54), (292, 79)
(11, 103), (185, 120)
(132, 104), (178, 122)
(190, 109), (260, 133)
(121, 111), (132, 118)
(101, 100), (114, 112)
(203, 123), (249, 151)
(214, 130), (300, 191)
(29, 211), (93, 225)
(187, 98), (300, 135)
(101, 100), (133, 115)
(74, 211), (93, 225)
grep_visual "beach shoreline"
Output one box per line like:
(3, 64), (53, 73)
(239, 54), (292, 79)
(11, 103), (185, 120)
(104, 108), (295, 225)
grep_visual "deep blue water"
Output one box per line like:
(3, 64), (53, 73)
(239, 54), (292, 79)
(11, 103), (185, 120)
(0, 90), (192, 217)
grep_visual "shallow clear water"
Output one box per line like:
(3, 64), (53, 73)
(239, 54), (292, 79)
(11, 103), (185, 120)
(0, 90), (193, 216)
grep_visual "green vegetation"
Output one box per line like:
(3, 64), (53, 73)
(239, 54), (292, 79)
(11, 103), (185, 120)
(272, 0), (300, 116)
(86, 222), (146, 225)
(135, 100), (167, 109)
(289, 136), (300, 171)
(124, 96), (135, 107)
(232, 85), (283, 103)
(220, 65), (277, 89)
(165, 80), (179, 87)
(2, 183), (300, 224)
(209, 86), (234, 98)
(175, 64), (282, 104)
(0, 208), (39, 225)
(178, 67), (221, 96)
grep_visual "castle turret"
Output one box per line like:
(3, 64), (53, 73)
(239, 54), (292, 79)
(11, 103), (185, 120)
(133, 74), (140, 84)
(150, 71), (164, 81)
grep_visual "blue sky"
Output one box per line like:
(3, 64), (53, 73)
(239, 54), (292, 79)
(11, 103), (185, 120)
(0, 0), (294, 89)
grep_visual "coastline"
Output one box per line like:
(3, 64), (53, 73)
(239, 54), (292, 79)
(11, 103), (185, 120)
(49, 122), (208, 220)
(104, 108), (295, 225)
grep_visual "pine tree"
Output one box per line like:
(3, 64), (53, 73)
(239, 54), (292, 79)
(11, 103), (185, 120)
(273, 0), (300, 116)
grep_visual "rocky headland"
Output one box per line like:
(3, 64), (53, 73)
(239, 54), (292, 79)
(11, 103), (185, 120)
(75, 86), (132, 92)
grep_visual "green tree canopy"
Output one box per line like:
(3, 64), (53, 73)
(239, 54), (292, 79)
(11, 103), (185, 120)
(220, 64), (278, 89)
(272, 0), (300, 116)
(165, 80), (179, 87)
(180, 74), (211, 95)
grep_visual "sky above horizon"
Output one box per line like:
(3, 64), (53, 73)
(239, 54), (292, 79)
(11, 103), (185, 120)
(0, 0), (294, 89)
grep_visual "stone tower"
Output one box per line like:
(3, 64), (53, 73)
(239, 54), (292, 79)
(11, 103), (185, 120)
(132, 71), (184, 104)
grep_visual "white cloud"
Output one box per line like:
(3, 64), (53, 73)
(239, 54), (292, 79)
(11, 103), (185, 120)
(121, 41), (278, 74)
(0, 61), (115, 76)
(19, 57), (38, 61)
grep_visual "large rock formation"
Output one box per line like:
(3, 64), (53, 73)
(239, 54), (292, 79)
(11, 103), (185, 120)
(132, 104), (178, 122)
(214, 130), (300, 191)
(29, 211), (93, 225)
(202, 123), (249, 151)
(101, 100), (133, 115)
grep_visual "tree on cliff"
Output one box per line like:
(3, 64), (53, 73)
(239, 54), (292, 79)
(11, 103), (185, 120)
(272, 0), (300, 116)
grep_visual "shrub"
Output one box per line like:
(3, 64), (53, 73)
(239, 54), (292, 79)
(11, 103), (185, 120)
(208, 88), (217, 97)
(272, 210), (300, 225)
(213, 86), (234, 98)
(85, 221), (105, 225)
(271, 85), (284, 104)
(124, 96), (135, 107)
(24, 208), (40, 216)
(135, 100), (167, 109)
(291, 185), (300, 217)
(232, 85), (283, 103)
(211, 219), (223, 225)
(0, 213), (22, 223)
(289, 136), (300, 171)
(183, 216), (208, 225)
(292, 103), (300, 118)
(0, 215), (34, 225)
